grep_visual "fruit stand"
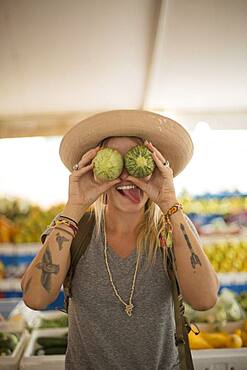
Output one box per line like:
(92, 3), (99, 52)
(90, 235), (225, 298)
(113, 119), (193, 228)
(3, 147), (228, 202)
(1, 192), (247, 369)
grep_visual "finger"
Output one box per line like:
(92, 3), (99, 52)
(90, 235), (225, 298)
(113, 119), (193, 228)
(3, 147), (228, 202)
(152, 152), (172, 174)
(78, 146), (101, 167)
(100, 178), (121, 192)
(148, 142), (166, 163)
(72, 163), (94, 178)
(144, 140), (166, 164)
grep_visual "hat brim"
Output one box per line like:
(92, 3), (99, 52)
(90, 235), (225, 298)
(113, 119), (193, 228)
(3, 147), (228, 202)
(59, 110), (193, 177)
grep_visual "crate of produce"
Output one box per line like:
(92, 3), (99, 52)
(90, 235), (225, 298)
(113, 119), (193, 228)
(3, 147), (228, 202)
(20, 328), (68, 370)
(31, 310), (68, 330)
(192, 348), (247, 370)
(189, 318), (247, 370)
(0, 329), (29, 370)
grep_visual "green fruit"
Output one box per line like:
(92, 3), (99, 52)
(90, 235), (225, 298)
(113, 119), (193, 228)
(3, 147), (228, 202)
(92, 148), (123, 181)
(124, 145), (155, 178)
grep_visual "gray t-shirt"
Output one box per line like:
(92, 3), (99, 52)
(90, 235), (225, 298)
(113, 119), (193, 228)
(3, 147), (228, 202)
(65, 224), (180, 370)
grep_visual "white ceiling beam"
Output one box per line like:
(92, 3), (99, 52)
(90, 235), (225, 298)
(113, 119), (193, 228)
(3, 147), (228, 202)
(142, 0), (169, 110)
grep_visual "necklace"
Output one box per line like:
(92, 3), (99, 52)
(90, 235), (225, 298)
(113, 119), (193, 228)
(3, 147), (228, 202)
(103, 221), (140, 317)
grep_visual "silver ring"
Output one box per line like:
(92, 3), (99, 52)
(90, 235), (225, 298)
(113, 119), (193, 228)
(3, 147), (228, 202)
(73, 163), (80, 171)
(163, 160), (169, 167)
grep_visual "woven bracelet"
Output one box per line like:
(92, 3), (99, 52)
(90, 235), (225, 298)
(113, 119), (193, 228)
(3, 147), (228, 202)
(52, 219), (78, 235)
(51, 225), (75, 239)
(160, 203), (183, 249)
(59, 214), (79, 227)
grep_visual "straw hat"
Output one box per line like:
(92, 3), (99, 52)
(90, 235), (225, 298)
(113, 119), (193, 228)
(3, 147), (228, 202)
(59, 110), (193, 177)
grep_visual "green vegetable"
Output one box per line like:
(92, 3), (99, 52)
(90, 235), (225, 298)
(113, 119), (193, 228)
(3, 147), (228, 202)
(0, 332), (19, 355)
(93, 148), (123, 181)
(0, 348), (12, 356)
(35, 346), (67, 356)
(37, 337), (67, 348)
(124, 145), (155, 178)
(39, 315), (68, 328)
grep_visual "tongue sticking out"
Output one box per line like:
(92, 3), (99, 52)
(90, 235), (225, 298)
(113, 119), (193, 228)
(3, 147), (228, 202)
(121, 188), (141, 203)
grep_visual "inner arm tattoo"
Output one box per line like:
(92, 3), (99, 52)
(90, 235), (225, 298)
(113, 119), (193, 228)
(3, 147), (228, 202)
(180, 223), (202, 270)
(36, 245), (60, 293)
(55, 232), (70, 251)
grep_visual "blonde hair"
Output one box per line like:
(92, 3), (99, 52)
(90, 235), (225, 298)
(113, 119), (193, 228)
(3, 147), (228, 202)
(92, 133), (168, 267)
(92, 196), (166, 267)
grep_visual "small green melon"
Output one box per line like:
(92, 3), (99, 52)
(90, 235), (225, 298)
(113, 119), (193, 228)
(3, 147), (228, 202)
(124, 145), (155, 178)
(92, 148), (123, 181)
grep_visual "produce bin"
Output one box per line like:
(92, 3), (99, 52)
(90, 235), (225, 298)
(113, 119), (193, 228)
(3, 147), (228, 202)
(0, 330), (29, 370)
(30, 310), (68, 330)
(192, 348), (247, 370)
(20, 328), (68, 370)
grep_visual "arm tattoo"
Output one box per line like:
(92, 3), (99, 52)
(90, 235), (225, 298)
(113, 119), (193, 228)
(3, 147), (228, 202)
(36, 245), (60, 293)
(24, 277), (32, 293)
(180, 223), (202, 270)
(55, 232), (70, 251)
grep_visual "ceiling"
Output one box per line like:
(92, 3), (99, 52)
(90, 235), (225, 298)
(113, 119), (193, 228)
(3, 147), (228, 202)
(0, 0), (247, 138)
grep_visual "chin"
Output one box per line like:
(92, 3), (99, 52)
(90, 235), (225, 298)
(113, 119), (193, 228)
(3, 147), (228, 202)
(115, 202), (145, 213)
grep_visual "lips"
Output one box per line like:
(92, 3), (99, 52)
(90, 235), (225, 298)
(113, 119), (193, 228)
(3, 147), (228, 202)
(115, 183), (142, 203)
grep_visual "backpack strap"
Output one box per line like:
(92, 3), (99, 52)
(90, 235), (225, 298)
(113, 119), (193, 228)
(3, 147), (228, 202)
(166, 247), (194, 370)
(62, 211), (95, 313)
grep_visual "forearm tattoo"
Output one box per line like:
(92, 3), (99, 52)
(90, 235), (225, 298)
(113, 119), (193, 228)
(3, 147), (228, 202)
(180, 223), (202, 271)
(56, 232), (70, 251)
(36, 245), (60, 292)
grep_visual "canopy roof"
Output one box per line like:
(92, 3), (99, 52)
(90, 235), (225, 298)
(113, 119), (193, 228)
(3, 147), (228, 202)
(1, 0), (247, 137)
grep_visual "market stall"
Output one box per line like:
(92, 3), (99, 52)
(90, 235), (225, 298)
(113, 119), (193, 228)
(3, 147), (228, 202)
(1, 192), (247, 369)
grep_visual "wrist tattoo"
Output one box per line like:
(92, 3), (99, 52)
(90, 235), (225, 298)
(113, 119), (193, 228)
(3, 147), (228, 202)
(180, 223), (202, 271)
(36, 245), (60, 292)
(56, 232), (70, 251)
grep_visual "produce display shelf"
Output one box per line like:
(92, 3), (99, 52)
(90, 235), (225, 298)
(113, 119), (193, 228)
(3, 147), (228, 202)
(0, 243), (40, 253)
(192, 348), (247, 370)
(0, 278), (22, 291)
(20, 328), (67, 370)
(218, 273), (247, 285)
(0, 330), (29, 370)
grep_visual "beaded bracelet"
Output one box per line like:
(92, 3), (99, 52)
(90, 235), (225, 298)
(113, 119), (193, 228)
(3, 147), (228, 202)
(51, 225), (75, 239)
(51, 219), (78, 235)
(160, 203), (183, 249)
(59, 215), (79, 227)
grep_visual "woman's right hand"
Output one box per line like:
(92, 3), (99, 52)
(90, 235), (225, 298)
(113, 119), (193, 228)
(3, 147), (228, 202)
(66, 146), (120, 212)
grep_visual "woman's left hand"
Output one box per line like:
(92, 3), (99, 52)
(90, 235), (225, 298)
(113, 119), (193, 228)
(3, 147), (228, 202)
(126, 141), (178, 211)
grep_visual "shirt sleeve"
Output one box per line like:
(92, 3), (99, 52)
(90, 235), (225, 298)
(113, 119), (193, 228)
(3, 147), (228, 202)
(40, 213), (61, 244)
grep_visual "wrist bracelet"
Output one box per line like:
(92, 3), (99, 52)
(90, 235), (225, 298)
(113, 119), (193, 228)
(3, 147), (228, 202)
(52, 219), (78, 235)
(59, 214), (79, 227)
(164, 203), (183, 221)
(51, 225), (75, 239)
(160, 203), (183, 249)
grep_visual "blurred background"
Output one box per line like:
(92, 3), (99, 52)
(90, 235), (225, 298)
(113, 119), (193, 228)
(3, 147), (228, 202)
(0, 0), (247, 368)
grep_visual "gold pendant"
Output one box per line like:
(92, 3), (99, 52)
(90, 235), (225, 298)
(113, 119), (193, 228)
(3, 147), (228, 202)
(125, 303), (134, 317)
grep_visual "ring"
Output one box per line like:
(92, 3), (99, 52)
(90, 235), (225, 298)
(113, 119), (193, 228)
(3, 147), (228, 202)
(73, 163), (80, 171)
(163, 160), (169, 167)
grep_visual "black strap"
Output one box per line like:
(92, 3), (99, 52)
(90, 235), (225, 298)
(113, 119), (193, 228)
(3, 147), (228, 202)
(62, 211), (95, 312)
(166, 247), (194, 370)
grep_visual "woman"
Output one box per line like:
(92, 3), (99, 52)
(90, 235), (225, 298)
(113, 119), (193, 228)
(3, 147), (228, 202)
(21, 110), (219, 370)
